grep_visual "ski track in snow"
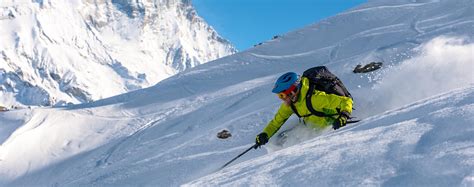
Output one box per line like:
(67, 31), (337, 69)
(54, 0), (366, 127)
(337, 1), (436, 16)
(249, 46), (333, 59)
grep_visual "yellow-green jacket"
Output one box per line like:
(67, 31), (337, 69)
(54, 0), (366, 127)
(263, 77), (353, 138)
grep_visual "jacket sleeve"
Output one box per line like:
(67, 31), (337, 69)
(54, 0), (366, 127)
(313, 91), (353, 115)
(263, 103), (293, 138)
(340, 96), (353, 115)
(332, 95), (353, 115)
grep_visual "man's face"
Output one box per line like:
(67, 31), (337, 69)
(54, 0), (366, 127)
(277, 86), (299, 106)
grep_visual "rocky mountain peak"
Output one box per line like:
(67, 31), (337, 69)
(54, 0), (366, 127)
(0, 0), (236, 107)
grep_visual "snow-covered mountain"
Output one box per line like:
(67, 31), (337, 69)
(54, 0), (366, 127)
(0, 0), (473, 186)
(0, 0), (236, 107)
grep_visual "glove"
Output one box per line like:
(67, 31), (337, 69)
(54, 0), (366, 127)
(333, 112), (350, 130)
(255, 132), (269, 149)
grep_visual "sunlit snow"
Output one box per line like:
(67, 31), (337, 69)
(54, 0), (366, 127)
(0, 0), (473, 186)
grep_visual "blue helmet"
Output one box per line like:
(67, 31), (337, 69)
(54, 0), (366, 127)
(272, 72), (299, 93)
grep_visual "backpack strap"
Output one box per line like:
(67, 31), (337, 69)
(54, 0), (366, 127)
(290, 103), (301, 118)
(290, 103), (311, 125)
(290, 81), (342, 120)
(290, 103), (312, 117)
(305, 82), (339, 118)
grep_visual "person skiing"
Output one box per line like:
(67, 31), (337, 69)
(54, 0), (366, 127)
(255, 70), (353, 148)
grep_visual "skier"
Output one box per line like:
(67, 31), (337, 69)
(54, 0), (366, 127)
(255, 70), (353, 148)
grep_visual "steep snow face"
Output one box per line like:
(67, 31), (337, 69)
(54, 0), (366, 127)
(187, 86), (474, 186)
(0, 0), (473, 186)
(0, 0), (236, 107)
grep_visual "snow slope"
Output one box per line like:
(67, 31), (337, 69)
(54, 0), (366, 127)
(0, 0), (473, 186)
(0, 0), (235, 107)
(188, 86), (474, 186)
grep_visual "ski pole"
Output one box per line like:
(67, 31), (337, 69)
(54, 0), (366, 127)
(347, 120), (360, 124)
(219, 144), (258, 170)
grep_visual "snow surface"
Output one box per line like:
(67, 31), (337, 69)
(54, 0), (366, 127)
(0, 0), (473, 186)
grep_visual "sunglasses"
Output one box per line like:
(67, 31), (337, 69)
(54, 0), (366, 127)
(277, 84), (297, 99)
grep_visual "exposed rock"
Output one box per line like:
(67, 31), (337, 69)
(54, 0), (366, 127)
(49, 72), (61, 81)
(217, 129), (232, 139)
(0, 105), (8, 112)
(353, 62), (383, 73)
(64, 87), (92, 103)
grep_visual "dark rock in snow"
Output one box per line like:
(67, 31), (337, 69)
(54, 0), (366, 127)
(353, 62), (383, 73)
(217, 129), (232, 139)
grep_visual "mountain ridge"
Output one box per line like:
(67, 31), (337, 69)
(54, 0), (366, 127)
(0, 0), (235, 107)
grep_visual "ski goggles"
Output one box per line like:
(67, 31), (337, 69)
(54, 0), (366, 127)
(277, 84), (297, 99)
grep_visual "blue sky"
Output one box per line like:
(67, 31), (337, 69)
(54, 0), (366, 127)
(192, 0), (367, 51)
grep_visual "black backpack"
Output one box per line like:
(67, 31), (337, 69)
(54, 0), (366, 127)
(291, 66), (352, 118)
